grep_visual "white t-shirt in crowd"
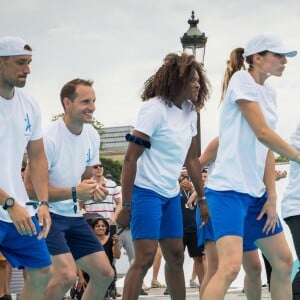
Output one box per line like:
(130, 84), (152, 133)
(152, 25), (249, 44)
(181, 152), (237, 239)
(0, 88), (42, 222)
(85, 178), (121, 221)
(44, 118), (100, 217)
(281, 122), (300, 219)
(134, 97), (197, 198)
(207, 70), (278, 197)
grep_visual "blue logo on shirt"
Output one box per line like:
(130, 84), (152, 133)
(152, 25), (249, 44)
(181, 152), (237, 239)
(86, 148), (91, 163)
(24, 113), (31, 132)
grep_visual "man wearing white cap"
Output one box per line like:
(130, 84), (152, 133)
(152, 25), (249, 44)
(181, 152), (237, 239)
(0, 36), (52, 300)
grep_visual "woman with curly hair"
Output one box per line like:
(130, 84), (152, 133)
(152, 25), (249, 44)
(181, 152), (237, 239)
(117, 52), (210, 300)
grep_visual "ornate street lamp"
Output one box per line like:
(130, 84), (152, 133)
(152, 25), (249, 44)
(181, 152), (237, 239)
(181, 11), (207, 155)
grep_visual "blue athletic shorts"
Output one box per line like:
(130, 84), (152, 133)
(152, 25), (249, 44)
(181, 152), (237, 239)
(205, 188), (283, 251)
(130, 185), (183, 240)
(244, 193), (283, 251)
(46, 213), (103, 260)
(195, 202), (215, 246)
(0, 216), (51, 269)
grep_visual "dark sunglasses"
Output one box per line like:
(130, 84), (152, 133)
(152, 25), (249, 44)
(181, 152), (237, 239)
(179, 175), (190, 182)
(93, 164), (103, 169)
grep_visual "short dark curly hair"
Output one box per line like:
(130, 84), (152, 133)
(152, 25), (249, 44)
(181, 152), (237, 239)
(141, 52), (210, 111)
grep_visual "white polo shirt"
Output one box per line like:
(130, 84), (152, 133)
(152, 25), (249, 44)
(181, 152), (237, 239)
(84, 178), (121, 221)
(281, 122), (300, 219)
(0, 88), (42, 222)
(134, 97), (197, 198)
(44, 118), (100, 217)
(207, 71), (278, 197)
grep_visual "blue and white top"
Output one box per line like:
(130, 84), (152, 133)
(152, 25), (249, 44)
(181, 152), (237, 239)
(207, 71), (278, 197)
(44, 118), (100, 217)
(0, 88), (42, 222)
(134, 97), (197, 198)
(281, 122), (300, 219)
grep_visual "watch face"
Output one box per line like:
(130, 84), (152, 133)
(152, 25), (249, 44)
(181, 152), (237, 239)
(3, 197), (14, 210)
(6, 198), (14, 206)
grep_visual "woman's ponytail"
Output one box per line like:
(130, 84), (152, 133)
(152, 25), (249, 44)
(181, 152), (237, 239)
(220, 48), (245, 102)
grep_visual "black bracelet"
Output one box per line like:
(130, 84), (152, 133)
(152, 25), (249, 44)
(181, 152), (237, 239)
(72, 186), (77, 202)
(122, 201), (132, 207)
(125, 133), (151, 149)
(25, 201), (39, 209)
(40, 201), (49, 207)
(72, 186), (77, 214)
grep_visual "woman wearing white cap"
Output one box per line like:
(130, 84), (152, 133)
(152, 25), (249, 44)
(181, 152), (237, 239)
(202, 33), (299, 300)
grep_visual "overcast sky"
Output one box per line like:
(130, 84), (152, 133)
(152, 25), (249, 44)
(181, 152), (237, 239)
(2, 0), (300, 148)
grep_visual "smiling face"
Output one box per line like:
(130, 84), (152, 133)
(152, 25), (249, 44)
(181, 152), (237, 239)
(93, 219), (108, 237)
(92, 163), (104, 178)
(0, 55), (31, 89)
(180, 69), (200, 103)
(64, 83), (96, 124)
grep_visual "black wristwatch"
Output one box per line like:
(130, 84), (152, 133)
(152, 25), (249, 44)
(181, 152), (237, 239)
(3, 197), (15, 210)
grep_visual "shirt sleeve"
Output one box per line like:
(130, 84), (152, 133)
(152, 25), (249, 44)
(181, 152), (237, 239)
(191, 110), (197, 137)
(113, 185), (121, 201)
(291, 122), (300, 149)
(229, 71), (259, 103)
(134, 99), (164, 137)
(43, 136), (54, 171)
(30, 100), (43, 141)
(87, 127), (100, 166)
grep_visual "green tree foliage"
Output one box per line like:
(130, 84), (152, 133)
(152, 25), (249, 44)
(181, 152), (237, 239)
(275, 155), (289, 163)
(101, 157), (122, 185)
(51, 113), (64, 121)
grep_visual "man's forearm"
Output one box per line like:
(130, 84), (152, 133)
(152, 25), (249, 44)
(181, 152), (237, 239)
(0, 188), (12, 205)
(28, 154), (48, 202)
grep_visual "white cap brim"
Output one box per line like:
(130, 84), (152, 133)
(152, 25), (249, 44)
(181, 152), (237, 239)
(268, 46), (297, 57)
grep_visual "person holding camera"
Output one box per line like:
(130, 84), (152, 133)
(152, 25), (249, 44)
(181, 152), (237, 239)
(179, 168), (205, 292)
(71, 217), (121, 300)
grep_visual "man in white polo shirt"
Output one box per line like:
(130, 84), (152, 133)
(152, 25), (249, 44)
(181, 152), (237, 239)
(0, 36), (52, 300)
(25, 78), (114, 300)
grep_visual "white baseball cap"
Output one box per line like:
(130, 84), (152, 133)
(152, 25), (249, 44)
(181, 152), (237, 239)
(0, 36), (32, 56)
(244, 33), (297, 58)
